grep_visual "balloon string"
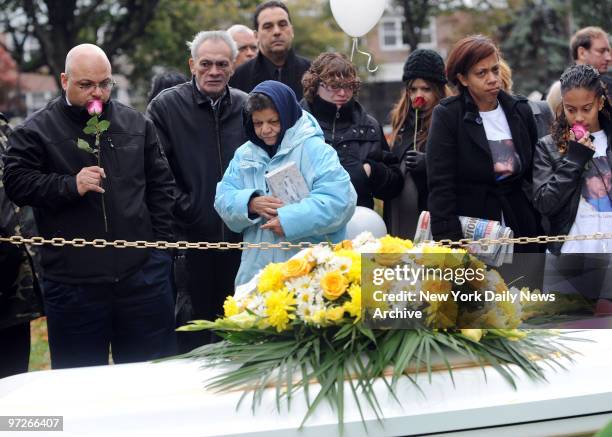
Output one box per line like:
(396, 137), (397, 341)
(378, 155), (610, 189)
(350, 37), (379, 73)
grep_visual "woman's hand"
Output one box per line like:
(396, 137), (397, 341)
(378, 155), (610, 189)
(405, 150), (426, 172)
(248, 195), (284, 220)
(260, 216), (285, 237)
(570, 129), (595, 151)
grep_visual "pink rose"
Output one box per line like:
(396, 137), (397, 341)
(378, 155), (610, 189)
(413, 96), (426, 110)
(87, 99), (103, 116)
(571, 122), (587, 140)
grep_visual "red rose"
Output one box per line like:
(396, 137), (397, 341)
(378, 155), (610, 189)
(413, 96), (426, 109)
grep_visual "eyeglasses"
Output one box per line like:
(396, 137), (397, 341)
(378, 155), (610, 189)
(198, 60), (231, 71)
(320, 81), (359, 93)
(75, 79), (116, 92)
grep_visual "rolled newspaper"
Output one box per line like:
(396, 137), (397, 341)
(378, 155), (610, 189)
(414, 211), (514, 266)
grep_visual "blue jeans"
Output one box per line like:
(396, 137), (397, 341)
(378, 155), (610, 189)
(43, 250), (176, 369)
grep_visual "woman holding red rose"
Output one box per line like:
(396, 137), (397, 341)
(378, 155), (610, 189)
(385, 49), (450, 238)
(426, 35), (542, 253)
(300, 52), (403, 210)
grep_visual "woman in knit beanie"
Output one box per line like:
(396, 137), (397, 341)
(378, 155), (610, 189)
(385, 49), (450, 239)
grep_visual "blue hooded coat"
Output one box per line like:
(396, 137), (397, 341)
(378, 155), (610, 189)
(215, 81), (357, 286)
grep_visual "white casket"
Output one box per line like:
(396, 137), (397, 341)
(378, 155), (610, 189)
(0, 330), (611, 437)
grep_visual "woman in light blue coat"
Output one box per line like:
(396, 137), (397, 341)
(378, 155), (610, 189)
(215, 81), (357, 286)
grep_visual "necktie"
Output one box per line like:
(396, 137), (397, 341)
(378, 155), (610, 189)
(274, 68), (282, 81)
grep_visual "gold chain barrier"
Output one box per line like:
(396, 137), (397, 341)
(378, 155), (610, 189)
(1, 232), (612, 250)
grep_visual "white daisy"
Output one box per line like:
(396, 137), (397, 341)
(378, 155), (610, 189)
(328, 255), (352, 274)
(311, 244), (334, 264)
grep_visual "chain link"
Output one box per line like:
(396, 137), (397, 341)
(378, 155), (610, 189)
(1, 232), (612, 250)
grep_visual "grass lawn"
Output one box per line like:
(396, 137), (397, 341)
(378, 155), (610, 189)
(29, 317), (50, 371)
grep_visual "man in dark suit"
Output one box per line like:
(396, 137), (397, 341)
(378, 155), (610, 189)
(229, 1), (310, 100)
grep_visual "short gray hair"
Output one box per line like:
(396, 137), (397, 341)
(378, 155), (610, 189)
(187, 30), (237, 62)
(227, 24), (255, 38)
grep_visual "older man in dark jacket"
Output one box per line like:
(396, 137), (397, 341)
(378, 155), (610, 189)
(147, 30), (247, 350)
(3, 44), (177, 369)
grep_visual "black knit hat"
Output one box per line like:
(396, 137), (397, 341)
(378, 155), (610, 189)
(402, 49), (447, 84)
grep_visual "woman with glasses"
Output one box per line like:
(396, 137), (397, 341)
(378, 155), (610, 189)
(300, 52), (403, 209)
(385, 49), (450, 239)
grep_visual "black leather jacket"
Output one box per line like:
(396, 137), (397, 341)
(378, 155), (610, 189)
(533, 117), (612, 254)
(3, 97), (175, 283)
(147, 81), (247, 242)
(301, 97), (403, 209)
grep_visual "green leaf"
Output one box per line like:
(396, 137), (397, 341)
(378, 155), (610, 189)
(86, 116), (99, 127)
(83, 126), (97, 135)
(77, 138), (94, 154)
(357, 325), (376, 344)
(97, 120), (110, 132)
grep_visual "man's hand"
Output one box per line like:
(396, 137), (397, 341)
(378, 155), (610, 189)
(260, 216), (285, 237)
(248, 195), (283, 220)
(76, 166), (106, 196)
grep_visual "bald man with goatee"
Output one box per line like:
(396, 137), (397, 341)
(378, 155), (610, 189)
(3, 44), (178, 369)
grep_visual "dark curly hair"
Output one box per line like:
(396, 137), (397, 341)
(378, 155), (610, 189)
(301, 52), (361, 103)
(552, 64), (611, 154)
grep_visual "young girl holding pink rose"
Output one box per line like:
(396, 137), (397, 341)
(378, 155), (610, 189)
(533, 64), (612, 315)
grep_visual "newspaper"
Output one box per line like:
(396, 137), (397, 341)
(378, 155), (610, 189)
(264, 161), (310, 205)
(414, 211), (514, 267)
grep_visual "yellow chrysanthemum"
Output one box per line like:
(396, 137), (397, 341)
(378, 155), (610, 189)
(343, 284), (362, 322)
(265, 288), (296, 332)
(258, 263), (286, 292)
(223, 295), (239, 318)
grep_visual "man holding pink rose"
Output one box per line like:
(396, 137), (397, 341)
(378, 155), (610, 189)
(2, 44), (178, 369)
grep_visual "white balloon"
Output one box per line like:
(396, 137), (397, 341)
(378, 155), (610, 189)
(330, 0), (386, 38)
(346, 206), (387, 240)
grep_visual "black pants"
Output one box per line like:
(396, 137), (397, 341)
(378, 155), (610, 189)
(43, 250), (176, 369)
(0, 322), (30, 378)
(178, 249), (241, 352)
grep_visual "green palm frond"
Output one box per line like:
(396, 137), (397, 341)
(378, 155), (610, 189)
(174, 326), (581, 433)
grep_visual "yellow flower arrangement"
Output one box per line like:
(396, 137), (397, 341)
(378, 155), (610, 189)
(195, 232), (526, 334)
(178, 231), (573, 431)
